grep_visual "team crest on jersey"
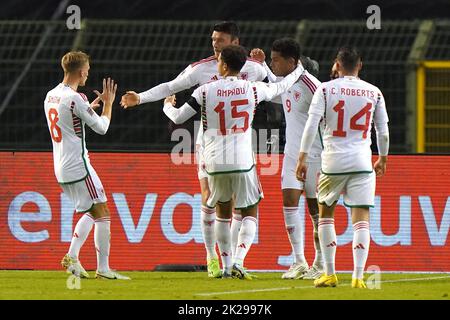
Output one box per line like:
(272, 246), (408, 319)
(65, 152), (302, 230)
(294, 91), (301, 102)
(239, 72), (248, 80)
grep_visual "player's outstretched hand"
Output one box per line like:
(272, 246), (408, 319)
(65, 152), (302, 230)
(164, 95), (176, 106)
(94, 78), (118, 106)
(120, 91), (140, 109)
(90, 96), (101, 110)
(250, 48), (266, 63)
(295, 159), (307, 182)
(374, 157), (387, 177)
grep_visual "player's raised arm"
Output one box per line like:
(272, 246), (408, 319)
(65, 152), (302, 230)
(162, 88), (202, 125)
(120, 65), (197, 109)
(255, 64), (304, 102)
(373, 91), (390, 177)
(75, 77), (117, 135)
(250, 48), (279, 83)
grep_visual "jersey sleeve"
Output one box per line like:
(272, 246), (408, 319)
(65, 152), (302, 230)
(72, 94), (110, 135)
(254, 64), (304, 102)
(162, 86), (203, 124)
(299, 84), (326, 153)
(308, 84), (326, 117)
(262, 62), (279, 83)
(373, 91), (389, 127)
(138, 64), (199, 104)
(373, 90), (390, 156)
(256, 61), (268, 81)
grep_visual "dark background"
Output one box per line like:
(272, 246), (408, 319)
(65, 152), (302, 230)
(1, 0), (449, 153)
(2, 0), (450, 20)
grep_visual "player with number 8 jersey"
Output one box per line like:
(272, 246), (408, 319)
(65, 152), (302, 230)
(44, 51), (130, 280)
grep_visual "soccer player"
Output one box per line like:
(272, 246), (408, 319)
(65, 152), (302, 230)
(120, 22), (268, 278)
(162, 45), (304, 279)
(250, 40), (324, 279)
(250, 39), (324, 280)
(44, 51), (129, 280)
(296, 46), (389, 288)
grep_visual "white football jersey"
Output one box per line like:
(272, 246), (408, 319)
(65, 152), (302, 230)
(138, 55), (268, 145)
(309, 76), (389, 174)
(44, 84), (110, 184)
(179, 56), (267, 87)
(188, 66), (304, 174)
(278, 71), (323, 161)
(182, 57), (268, 145)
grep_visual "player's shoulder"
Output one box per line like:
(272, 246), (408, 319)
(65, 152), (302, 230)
(245, 57), (264, 66)
(44, 84), (62, 105)
(77, 92), (89, 102)
(190, 55), (217, 68)
(299, 70), (321, 93)
(63, 90), (89, 110)
(68, 91), (88, 102)
(321, 78), (340, 88)
(45, 84), (60, 97)
(242, 58), (265, 73)
(358, 78), (382, 93)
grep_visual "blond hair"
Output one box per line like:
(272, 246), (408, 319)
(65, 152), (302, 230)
(61, 51), (89, 74)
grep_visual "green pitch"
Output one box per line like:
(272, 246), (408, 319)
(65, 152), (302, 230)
(0, 271), (449, 300)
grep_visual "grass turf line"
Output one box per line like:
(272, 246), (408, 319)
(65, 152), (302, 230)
(0, 271), (449, 300)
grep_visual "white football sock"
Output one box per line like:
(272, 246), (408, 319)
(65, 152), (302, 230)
(310, 213), (323, 268)
(233, 216), (257, 266)
(230, 211), (242, 259)
(352, 221), (370, 280)
(215, 217), (232, 273)
(94, 217), (111, 273)
(201, 205), (217, 261)
(68, 213), (94, 260)
(283, 207), (306, 264)
(318, 218), (337, 275)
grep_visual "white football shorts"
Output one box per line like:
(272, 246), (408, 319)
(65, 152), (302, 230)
(196, 144), (208, 180)
(317, 171), (376, 208)
(60, 165), (107, 213)
(206, 166), (264, 209)
(281, 154), (320, 198)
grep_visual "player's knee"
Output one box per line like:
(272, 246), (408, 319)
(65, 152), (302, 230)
(307, 200), (319, 216)
(201, 190), (210, 204)
(283, 198), (299, 208)
(90, 203), (110, 219)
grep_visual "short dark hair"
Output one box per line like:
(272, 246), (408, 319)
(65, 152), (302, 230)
(271, 38), (301, 63)
(336, 46), (361, 72)
(212, 21), (240, 39)
(220, 45), (247, 73)
(300, 55), (320, 78)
